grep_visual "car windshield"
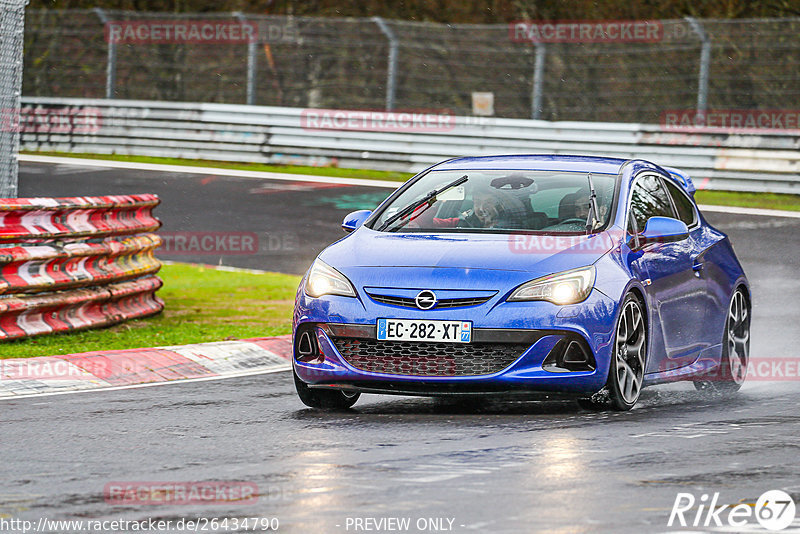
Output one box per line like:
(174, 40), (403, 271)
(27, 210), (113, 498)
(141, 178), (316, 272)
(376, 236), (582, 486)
(370, 170), (616, 234)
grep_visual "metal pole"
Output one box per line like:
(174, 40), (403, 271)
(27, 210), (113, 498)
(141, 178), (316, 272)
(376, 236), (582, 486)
(531, 43), (546, 120)
(0, 0), (27, 197)
(93, 8), (116, 99)
(372, 17), (398, 111)
(686, 17), (710, 115)
(235, 12), (257, 106)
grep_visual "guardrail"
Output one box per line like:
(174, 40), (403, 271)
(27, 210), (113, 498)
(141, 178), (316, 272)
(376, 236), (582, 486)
(0, 194), (163, 341)
(18, 97), (800, 194)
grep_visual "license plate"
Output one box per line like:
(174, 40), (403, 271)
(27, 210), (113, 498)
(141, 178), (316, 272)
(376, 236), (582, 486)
(376, 319), (472, 343)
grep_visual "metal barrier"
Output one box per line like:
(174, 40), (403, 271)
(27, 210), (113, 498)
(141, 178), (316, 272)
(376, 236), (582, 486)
(0, 193), (163, 341)
(18, 97), (800, 194)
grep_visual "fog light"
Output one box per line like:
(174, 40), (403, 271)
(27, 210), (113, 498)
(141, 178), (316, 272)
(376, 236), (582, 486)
(543, 335), (596, 372)
(295, 327), (323, 363)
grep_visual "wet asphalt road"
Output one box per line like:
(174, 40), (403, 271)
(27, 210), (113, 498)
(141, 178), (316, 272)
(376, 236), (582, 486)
(17, 160), (395, 275)
(2, 161), (800, 533)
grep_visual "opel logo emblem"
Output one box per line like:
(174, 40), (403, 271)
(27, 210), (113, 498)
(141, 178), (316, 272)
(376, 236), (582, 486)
(415, 290), (437, 310)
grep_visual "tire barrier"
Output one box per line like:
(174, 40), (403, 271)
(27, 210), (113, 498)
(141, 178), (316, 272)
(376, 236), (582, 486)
(0, 234), (161, 295)
(0, 193), (160, 242)
(0, 195), (164, 341)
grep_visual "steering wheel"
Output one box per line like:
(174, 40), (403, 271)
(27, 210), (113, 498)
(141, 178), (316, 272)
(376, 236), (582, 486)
(456, 210), (481, 228)
(560, 218), (586, 225)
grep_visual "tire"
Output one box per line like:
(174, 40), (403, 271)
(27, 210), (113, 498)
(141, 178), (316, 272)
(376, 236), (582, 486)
(293, 368), (360, 410)
(576, 396), (608, 411)
(578, 292), (647, 412)
(694, 287), (749, 395)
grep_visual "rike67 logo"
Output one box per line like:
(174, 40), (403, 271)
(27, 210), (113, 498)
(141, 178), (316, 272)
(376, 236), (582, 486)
(668, 490), (796, 531)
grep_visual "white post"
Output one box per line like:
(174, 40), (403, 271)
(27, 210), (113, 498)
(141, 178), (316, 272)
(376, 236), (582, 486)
(373, 17), (398, 111)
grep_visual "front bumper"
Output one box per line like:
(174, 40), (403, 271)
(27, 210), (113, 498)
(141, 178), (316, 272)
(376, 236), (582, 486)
(293, 282), (619, 397)
(294, 322), (612, 397)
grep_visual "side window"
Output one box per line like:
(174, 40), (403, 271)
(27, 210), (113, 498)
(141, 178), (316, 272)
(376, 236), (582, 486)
(663, 179), (697, 227)
(629, 175), (675, 232)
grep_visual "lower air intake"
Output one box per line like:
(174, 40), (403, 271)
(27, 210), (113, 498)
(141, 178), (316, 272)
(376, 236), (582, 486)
(331, 337), (529, 377)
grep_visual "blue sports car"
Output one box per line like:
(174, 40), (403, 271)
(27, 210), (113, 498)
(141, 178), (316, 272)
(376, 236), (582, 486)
(292, 155), (750, 410)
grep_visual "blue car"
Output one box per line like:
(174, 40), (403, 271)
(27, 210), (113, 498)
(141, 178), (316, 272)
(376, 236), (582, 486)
(292, 155), (750, 410)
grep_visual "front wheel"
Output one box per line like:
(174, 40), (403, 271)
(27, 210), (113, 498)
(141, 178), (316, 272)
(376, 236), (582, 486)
(293, 368), (360, 410)
(578, 293), (647, 411)
(694, 287), (749, 395)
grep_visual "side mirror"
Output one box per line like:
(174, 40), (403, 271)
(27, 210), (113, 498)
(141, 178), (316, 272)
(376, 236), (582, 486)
(341, 210), (372, 233)
(640, 216), (689, 244)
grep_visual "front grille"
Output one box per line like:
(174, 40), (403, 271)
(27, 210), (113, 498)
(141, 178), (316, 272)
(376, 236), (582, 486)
(331, 337), (529, 377)
(366, 293), (493, 309)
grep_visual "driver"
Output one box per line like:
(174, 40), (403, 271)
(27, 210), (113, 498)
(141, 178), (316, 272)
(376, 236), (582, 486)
(568, 188), (607, 224)
(573, 191), (591, 220)
(459, 187), (527, 229)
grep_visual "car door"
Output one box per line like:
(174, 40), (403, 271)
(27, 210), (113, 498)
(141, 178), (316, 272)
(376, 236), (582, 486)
(627, 174), (709, 372)
(660, 177), (721, 352)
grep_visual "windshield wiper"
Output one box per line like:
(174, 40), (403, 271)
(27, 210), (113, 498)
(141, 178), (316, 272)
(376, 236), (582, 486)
(377, 175), (468, 232)
(585, 172), (601, 234)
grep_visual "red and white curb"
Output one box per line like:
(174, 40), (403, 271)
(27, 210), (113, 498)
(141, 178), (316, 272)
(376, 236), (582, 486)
(0, 336), (292, 399)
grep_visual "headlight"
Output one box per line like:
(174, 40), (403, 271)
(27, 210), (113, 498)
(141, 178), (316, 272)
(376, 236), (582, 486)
(507, 266), (596, 305)
(304, 259), (357, 298)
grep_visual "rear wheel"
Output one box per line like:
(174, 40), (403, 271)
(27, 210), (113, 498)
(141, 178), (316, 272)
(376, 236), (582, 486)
(694, 287), (749, 394)
(293, 368), (360, 409)
(578, 293), (646, 411)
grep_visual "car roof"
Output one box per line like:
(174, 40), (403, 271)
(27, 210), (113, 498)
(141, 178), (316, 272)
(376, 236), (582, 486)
(433, 154), (627, 175)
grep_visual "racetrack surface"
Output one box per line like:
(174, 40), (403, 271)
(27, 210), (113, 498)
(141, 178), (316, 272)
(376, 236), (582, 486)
(18, 160), (395, 275)
(3, 161), (800, 533)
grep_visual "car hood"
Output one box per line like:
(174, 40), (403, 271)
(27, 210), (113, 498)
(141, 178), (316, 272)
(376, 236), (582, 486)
(319, 227), (619, 275)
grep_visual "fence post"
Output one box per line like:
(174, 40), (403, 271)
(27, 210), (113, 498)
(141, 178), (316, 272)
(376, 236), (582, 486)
(235, 12), (257, 106)
(685, 17), (711, 115)
(93, 8), (117, 99)
(531, 43), (546, 120)
(372, 17), (398, 111)
(0, 0), (26, 198)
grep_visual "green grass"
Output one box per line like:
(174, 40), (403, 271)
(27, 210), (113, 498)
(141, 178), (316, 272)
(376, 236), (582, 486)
(694, 190), (800, 212)
(22, 151), (414, 182)
(0, 263), (300, 359)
